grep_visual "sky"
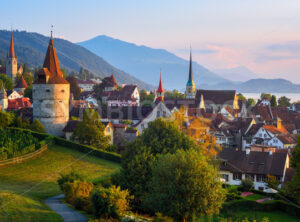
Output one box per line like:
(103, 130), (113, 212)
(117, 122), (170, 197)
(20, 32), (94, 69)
(1, 0), (300, 83)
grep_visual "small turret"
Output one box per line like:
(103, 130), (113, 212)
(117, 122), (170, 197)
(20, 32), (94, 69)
(156, 72), (165, 102)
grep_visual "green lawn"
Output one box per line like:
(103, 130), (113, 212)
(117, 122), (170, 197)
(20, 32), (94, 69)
(0, 144), (120, 222)
(243, 193), (266, 201)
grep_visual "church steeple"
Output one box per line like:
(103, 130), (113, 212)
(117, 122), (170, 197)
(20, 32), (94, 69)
(43, 34), (62, 77)
(156, 72), (165, 102)
(9, 31), (15, 58)
(6, 31), (18, 83)
(185, 48), (196, 99)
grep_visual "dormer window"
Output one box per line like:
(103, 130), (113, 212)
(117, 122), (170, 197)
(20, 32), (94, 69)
(46, 89), (50, 92)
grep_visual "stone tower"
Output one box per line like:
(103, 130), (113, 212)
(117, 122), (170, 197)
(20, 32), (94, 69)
(6, 31), (18, 83)
(0, 84), (8, 110)
(155, 72), (165, 102)
(185, 49), (196, 99)
(33, 34), (70, 136)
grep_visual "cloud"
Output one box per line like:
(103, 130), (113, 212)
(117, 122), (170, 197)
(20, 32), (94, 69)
(267, 41), (300, 53)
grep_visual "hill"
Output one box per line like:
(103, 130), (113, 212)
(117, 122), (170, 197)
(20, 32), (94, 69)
(0, 30), (152, 90)
(213, 66), (260, 82)
(198, 78), (300, 93)
(0, 144), (119, 222)
(77, 35), (229, 90)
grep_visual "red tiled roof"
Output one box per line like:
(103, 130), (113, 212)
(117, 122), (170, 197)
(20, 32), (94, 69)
(107, 85), (138, 101)
(263, 125), (288, 135)
(277, 134), (297, 145)
(15, 75), (28, 89)
(8, 98), (31, 110)
(76, 79), (95, 85)
(196, 90), (236, 106)
(34, 37), (69, 84)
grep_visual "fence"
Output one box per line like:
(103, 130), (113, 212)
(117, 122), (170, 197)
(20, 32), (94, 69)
(0, 143), (48, 167)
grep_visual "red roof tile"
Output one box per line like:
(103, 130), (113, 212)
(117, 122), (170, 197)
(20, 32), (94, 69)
(15, 75), (28, 89)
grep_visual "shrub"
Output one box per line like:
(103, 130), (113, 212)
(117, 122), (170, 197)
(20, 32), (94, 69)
(74, 196), (93, 213)
(57, 170), (86, 191)
(53, 137), (121, 163)
(226, 193), (242, 202)
(153, 213), (173, 222)
(91, 186), (132, 219)
(241, 179), (253, 191)
(62, 181), (93, 204)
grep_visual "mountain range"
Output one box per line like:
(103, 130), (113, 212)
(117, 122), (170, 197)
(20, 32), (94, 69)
(213, 66), (260, 82)
(0, 30), (152, 90)
(77, 35), (229, 89)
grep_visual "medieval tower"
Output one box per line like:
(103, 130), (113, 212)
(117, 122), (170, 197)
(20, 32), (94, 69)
(185, 49), (196, 99)
(33, 33), (70, 136)
(6, 32), (18, 83)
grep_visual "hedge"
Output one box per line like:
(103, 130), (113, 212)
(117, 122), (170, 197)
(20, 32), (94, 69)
(53, 137), (121, 163)
(222, 199), (300, 217)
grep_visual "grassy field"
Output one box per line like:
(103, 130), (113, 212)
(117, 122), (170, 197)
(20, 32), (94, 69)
(0, 144), (120, 222)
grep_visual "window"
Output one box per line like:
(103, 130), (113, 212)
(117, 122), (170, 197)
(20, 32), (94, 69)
(259, 187), (264, 191)
(106, 127), (110, 133)
(46, 89), (50, 92)
(256, 175), (265, 182)
(246, 174), (254, 181)
(233, 173), (242, 180)
(163, 111), (166, 117)
(141, 124), (144, 130)
(61, 89), (65, 93)
(157, 111), (160, 117)
(259, 133), (262, 137)
(222, 174), (229, 182)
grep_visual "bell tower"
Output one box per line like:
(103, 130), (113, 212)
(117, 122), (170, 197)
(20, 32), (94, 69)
(6, 31), (18, 83)
(155, 72), (165, 102)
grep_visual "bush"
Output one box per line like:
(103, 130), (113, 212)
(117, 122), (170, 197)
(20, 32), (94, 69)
(91, 186), (132, 219)
(226, 193), (242, 202)
(222, 199), (300, 217)
(74, 196), (93, 213)
(241, 179), (254, 191)
(57, 170), (86, 191)
(153, 213), (173, 222)
(62, 181), (93, 204)
(54, 137), (121, 163)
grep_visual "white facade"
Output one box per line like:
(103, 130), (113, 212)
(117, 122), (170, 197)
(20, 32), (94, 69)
(78, 83), (94, 92)
(136, 102), (172, 133)
(8, 90), (22, 99)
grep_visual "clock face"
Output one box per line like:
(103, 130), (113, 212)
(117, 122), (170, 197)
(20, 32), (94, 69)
(13, 60), (16, 64)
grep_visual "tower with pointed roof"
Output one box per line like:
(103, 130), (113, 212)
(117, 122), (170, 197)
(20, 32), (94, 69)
(33, 33), (70, 136)
(15, 74), (28, 93)
(6, 31), (18, 83)
(156, 72), (165, 102)
(185, 49), (196, 99)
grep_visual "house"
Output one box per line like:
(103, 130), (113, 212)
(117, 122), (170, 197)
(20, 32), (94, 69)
(107, 85), (140, 107)
(7, 90), (22, 99)
(62, 120), (114, 144)
(218, 147), (290, 192)
(7, 97), (31, 110)
(267, 134), (297, 149)
(76, 79), (95, 92)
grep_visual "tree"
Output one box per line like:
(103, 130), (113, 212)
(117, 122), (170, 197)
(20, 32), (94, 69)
(72, 109), (110, 149)
(145, 149), (226, 221)
(30, 118), (46, 133)
(260, 93), (272, 101)
(115, 118), (195, 202)
(286, 135), (300, 204)
(61, 68), (68, 79)
(165, 90), (185, 99)
(247, 98), (256, 107)
(278, 96), (291, 107)
(0, 74), (13, 90)
(66, 76), (81, 100)
(265, 174), (279, 189)
(140, 89), (155, 105)
(270, 95), (277, 107)
(93, 83), (104, 101)
(0, 111), (15, 129)
(170, 107), (221, 157)
(238, 93), (246, 101)
(24, 87), (32, 99)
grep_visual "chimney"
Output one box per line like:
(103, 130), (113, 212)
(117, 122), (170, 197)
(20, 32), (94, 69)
(246, 148), (250, 155)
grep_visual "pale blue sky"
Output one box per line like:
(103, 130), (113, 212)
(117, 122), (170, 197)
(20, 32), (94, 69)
(2, 0), (300, 82)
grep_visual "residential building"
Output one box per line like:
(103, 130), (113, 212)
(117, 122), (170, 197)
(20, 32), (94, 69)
(76, 79), (95, 92)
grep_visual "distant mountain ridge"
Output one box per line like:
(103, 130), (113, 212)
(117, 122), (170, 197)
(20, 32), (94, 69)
(0, 30), (152, 90)
(77, 35), (229, 89)
(198, 78), (300, 93)
(213, 66), (260, 82)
